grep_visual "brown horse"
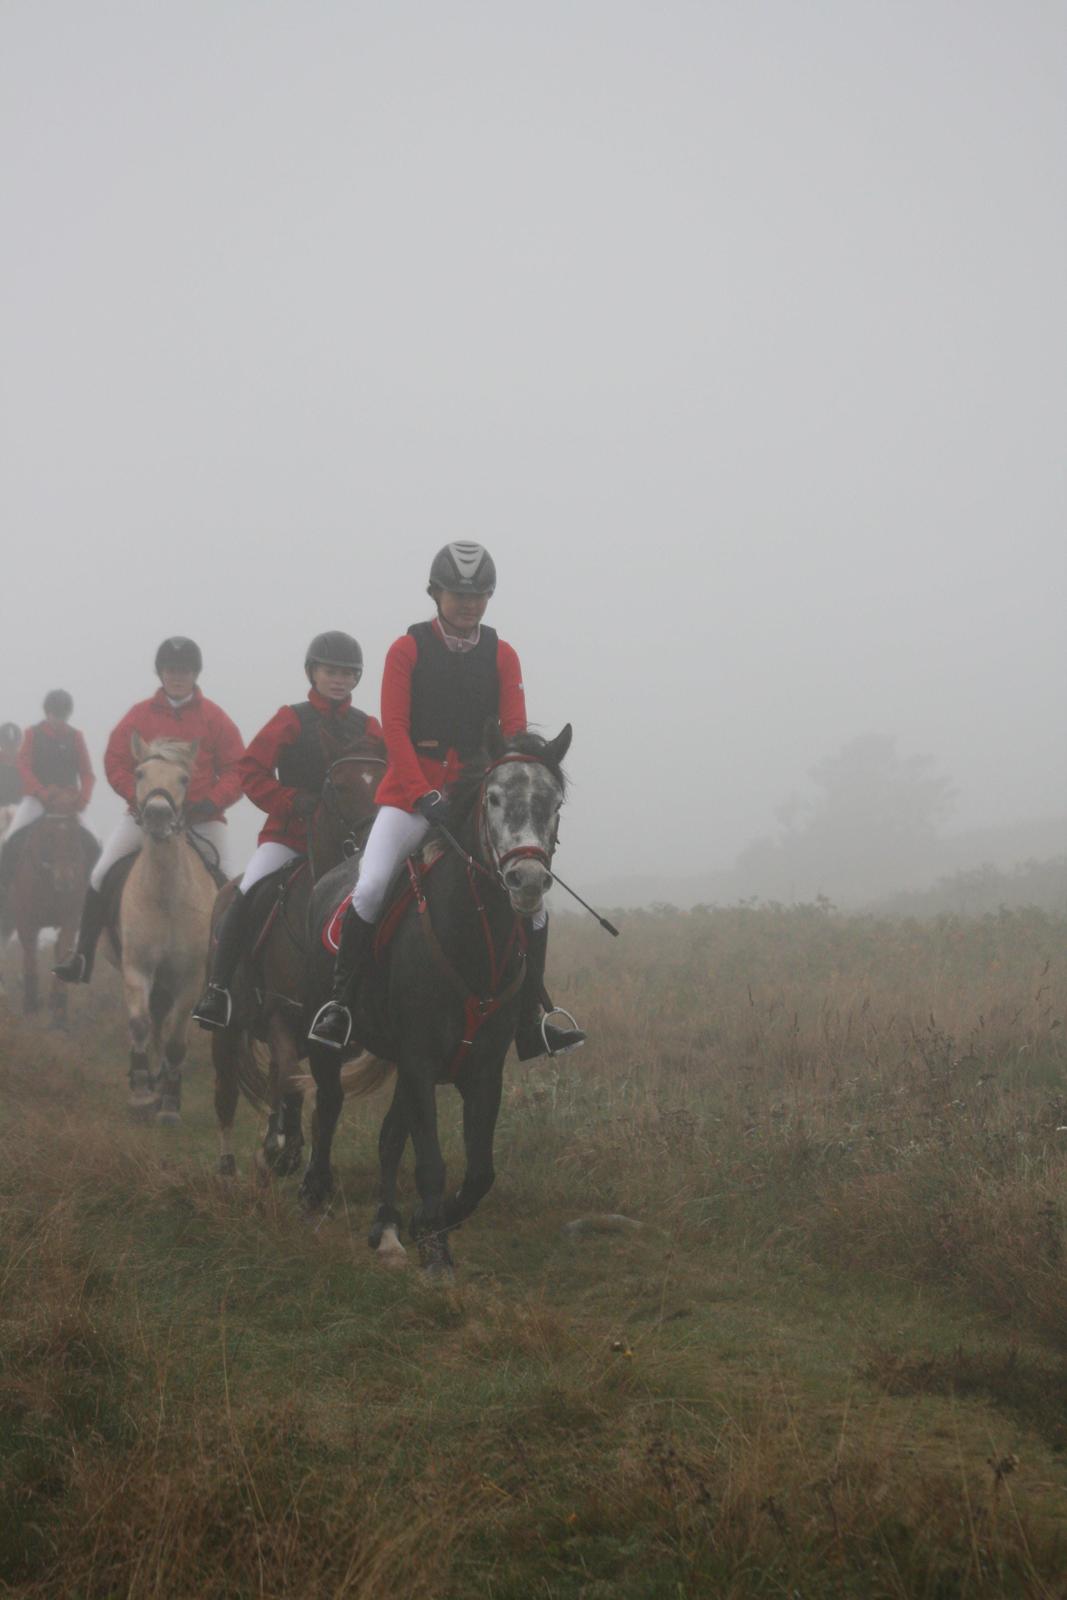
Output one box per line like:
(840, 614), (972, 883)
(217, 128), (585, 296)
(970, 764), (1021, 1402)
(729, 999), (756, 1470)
(100, 736), (219, 1122)
(212, 729), (385, 1178)
(1, 814), (96, 1024)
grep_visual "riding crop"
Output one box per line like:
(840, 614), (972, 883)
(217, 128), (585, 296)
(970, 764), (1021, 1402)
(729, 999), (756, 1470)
(434, 821), (620, 938)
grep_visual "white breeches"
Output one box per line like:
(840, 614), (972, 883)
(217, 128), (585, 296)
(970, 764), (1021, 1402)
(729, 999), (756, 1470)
(90, 815), (229, 890)
(349, 804), (549, 931)
(240, 842), (300, 893)
(351, 806), (431, 921)
(4, 795), (44, 840)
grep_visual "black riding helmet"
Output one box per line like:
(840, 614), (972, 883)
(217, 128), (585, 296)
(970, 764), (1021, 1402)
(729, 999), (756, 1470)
(427, 542), (497, 597)
(155, 636), (203, 676)
(43, 689), (74, 719)
(305, 631), (364, 685)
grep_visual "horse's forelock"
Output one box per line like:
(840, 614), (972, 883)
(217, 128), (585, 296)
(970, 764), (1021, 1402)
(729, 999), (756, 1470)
(448, 733), (567, 821)
(139, 738), (198, 771)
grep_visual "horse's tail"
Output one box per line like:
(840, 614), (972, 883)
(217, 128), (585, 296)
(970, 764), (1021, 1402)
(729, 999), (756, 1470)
(234, 1028), (273, 1111)
(294, 1052), (394, 1101)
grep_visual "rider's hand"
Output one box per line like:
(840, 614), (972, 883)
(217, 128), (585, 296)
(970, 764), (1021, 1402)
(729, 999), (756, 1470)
(291, 791), (319, 820)
(186, 799), (216, 823)
(416, 790), (449, 826)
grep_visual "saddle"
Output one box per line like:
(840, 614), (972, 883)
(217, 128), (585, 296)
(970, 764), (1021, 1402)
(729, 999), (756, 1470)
(321, 840), (445, 957)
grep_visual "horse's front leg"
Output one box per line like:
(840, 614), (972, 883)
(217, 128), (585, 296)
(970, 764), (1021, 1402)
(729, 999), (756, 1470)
(16, 923), (39, 1016)
(445, 1060), (504, 1232)
(213, 1029), (241, 1177)
(369, 1077), (408, 1267)
(155, 974), (199, 1125)
(260, 1013), (306, 1178)
(400, 1061), (452, 1277)
(48, 918), (75, 1030)
(299, 1041), (342, 1212)
(123, 966), (157, 1115)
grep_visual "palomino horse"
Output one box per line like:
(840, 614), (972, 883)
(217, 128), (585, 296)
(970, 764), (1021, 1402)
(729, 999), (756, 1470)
(1, 814), (97, 1024)
(304, 723), (571, 1274)
(104, 735), (218, 1122)
(211, 728), (385, 1179)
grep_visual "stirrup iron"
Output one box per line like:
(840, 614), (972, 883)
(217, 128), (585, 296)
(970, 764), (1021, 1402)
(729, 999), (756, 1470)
(308, 1001), (353, 1051)
(541, 1007), (585, 1056)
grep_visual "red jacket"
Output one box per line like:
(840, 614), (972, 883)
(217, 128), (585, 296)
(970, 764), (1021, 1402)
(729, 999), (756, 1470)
(18, 723), (95, 811)
(240, 689), (384, 849)
(374, 623), (527, 812)
(105, 688), (244, 820)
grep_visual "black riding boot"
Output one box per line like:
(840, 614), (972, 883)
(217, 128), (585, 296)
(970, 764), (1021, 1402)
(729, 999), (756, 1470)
(308, 908), (375, 1050)
(193, 888), (251, 1030)
(53, 886), (106, 984)
(514, 921), (586, 1061)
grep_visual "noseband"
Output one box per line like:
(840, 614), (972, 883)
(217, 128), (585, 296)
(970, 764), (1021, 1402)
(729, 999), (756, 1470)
(137, 785), (185, 828)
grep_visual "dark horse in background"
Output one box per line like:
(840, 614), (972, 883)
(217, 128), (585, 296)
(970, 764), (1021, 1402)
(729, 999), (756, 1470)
(303, 722), (571, 1275)
(1, 814), (97, 1024)
(211, 728), (385, 1178)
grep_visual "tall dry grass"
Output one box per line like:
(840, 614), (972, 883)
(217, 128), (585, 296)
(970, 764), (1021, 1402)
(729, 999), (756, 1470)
(2, 902), (1067, 1597)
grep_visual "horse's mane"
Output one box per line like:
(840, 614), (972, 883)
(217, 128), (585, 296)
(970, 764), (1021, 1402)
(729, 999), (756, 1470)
(447, 732), (568, 823)
(141, 737), (197, 768)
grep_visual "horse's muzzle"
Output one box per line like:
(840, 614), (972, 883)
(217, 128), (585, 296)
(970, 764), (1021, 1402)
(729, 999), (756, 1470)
(141, 800), (180, 839)
(502, 862), (553, 915)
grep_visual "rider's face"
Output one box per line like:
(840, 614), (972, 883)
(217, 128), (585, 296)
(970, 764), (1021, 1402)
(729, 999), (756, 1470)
(160, 668), (197, 700)
(312, 663), (359, 701)
(437, 588), (490, 638)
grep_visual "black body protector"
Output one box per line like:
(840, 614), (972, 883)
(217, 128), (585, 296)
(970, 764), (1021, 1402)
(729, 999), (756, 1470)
(30, 723), (80, 790)
(407, 622), (500, 762)
(277, 701), (370, 792)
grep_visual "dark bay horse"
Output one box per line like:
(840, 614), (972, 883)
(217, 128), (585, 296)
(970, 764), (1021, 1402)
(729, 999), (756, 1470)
(1, 814), (97, 1024)
(303, 723), (571, 1274)
(211, 730), (385, 1178)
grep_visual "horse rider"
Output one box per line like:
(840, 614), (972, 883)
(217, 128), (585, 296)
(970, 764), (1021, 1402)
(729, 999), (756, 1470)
(308, 542), (586, 1059)
(55, 636), (244, 983)
(0, 722), (23, 808)
(0, 692), (97, 911)
(192, 631), (383, 1031)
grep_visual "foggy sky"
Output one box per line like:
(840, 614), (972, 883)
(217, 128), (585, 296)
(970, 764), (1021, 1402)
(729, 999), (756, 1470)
(2, 1), (1064, 885)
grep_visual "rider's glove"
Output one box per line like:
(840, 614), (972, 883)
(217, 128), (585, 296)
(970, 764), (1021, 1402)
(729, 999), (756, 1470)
(416, 790), (449, 826)
(186, 799), (216, 823)
(291, 791), (319, 820)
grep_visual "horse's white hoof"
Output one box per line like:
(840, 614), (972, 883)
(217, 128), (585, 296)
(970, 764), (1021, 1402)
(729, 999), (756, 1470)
(376, 1226), (407, 1268)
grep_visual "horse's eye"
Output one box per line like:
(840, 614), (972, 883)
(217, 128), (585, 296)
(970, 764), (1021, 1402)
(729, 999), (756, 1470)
(180, 776), (189, 786)
(488, 793), (502, 808)
(134, 767), (145, 781)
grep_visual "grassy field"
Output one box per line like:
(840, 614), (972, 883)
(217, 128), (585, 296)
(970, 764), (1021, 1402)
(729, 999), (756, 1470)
(2, 903), (1067, 1598)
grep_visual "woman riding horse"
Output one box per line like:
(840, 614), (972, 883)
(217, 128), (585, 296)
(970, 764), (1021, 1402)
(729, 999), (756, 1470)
(0, 691), (96, 917)
(193, 630), (383, 1030)
(55, 636), (243, 983)
(309, 542), (585, 1060)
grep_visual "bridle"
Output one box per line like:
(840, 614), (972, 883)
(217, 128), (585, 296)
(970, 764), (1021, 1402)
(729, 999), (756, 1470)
(471, 753), (560, 893)
(311, 750), (387, 877)
(136, 784), (186, 836)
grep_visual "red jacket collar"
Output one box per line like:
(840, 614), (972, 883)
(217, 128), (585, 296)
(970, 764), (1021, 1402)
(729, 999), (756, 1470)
(151, 685), (203, 714)
(307, 688), (352, 716)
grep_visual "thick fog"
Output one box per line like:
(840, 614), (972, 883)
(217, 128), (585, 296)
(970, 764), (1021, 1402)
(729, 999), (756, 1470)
(2, 2), (1064, 905)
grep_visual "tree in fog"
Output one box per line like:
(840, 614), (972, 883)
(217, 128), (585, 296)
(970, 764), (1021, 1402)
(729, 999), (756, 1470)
(735, 735), (955, 904)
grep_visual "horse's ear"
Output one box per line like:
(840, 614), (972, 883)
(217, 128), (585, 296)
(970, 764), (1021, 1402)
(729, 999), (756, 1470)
(186, 739), (200, 762)
(131, 732), (148, 762)
(484, 717), (506, 759)
(544, 723), (572, 767)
